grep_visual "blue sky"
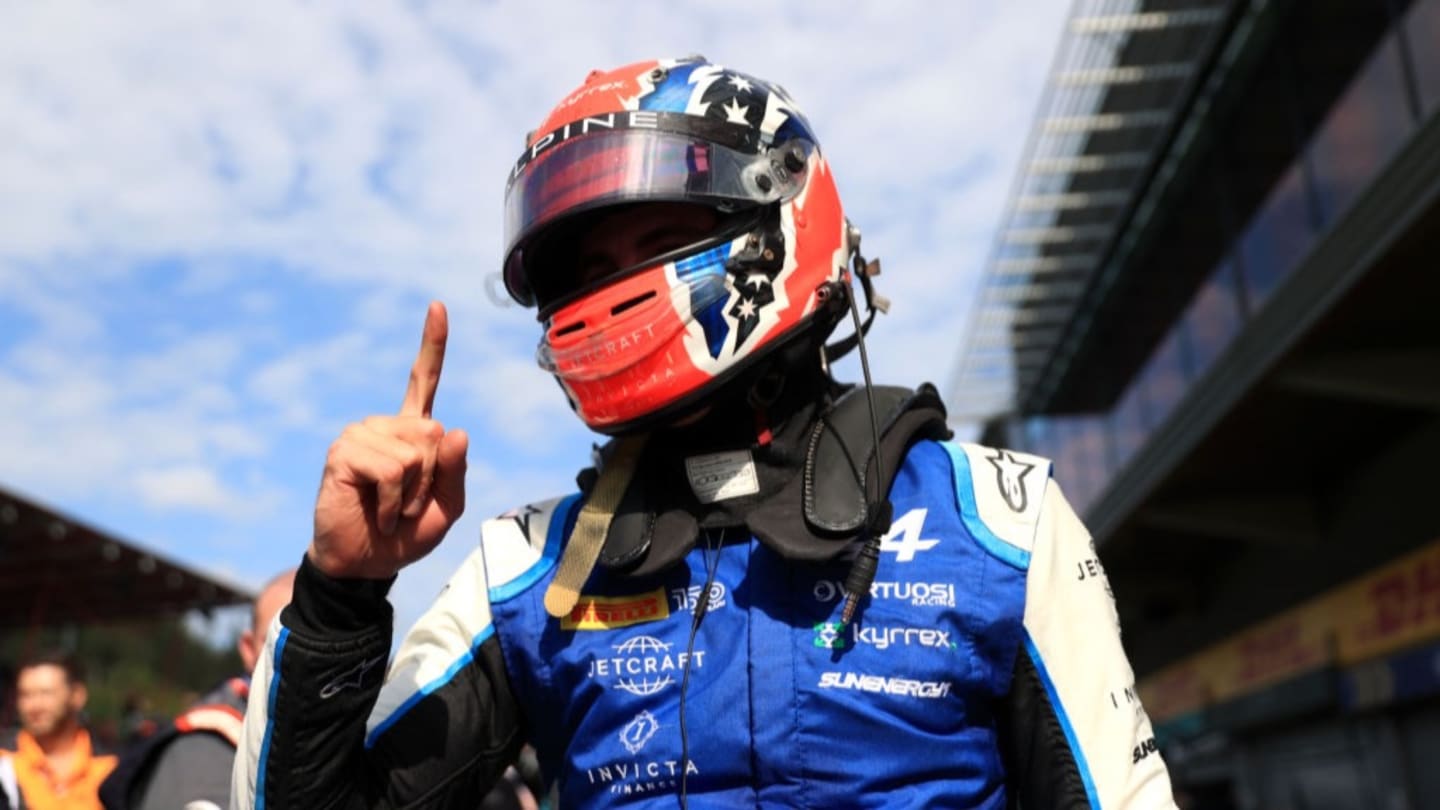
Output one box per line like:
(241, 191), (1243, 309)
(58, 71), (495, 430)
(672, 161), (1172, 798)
(0, 1), (1069, 639)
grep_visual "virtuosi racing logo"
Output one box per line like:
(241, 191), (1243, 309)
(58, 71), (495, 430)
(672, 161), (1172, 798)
(812, 579), (956, 608)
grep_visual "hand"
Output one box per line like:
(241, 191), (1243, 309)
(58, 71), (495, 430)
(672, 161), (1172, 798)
(308, 301), (469, 580)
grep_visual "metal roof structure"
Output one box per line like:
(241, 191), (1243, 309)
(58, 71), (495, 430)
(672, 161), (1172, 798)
(951, 0), (1236, 419)
(0, 487), (253, 629)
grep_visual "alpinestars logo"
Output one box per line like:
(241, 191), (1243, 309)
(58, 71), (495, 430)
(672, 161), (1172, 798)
(987, 449), (1036, 512)
(586, 635), (706, 696)
(318, 655), (385, 700)
(500, 503), (543, 538)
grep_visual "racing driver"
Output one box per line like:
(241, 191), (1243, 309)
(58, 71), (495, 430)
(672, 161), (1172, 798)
(232, 56), (1177, 809)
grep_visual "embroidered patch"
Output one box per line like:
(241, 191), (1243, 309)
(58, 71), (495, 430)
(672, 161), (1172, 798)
(561, 587), (671, 631)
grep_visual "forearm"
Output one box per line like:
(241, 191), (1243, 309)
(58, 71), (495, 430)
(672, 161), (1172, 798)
(233, 556), (396, 809)
(233, 553), (526, 810)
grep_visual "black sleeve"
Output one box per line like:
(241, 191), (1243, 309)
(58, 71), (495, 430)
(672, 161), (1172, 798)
(995, 479), (1178, 809)
(997, 647), (1102, 809)
(232, 553), (525, 809)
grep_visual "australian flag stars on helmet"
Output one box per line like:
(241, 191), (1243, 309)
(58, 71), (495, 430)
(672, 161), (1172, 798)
(502, 56), (854, 435)
(623, 60), (812, 143)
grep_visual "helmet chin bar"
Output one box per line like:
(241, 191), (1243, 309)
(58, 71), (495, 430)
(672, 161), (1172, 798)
(585, 299), (839, 438)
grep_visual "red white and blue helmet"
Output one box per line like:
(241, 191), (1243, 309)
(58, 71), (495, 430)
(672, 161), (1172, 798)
(502, 56), (854, 434)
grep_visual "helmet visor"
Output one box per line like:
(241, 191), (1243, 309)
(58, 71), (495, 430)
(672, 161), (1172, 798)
(504, 128), (811, 303)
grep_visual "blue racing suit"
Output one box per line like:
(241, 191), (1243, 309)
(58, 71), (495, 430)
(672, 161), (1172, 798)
(233, 439), (1175, 808)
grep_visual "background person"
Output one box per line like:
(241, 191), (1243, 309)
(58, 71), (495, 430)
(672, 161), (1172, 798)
(2, 651), (115, 810)
(99, 569), (294, 810)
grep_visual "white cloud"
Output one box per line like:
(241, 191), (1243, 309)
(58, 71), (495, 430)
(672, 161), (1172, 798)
(0, 0), (1071, 585)
(245, 329), (395, 429)
(133, 463), (279, 517)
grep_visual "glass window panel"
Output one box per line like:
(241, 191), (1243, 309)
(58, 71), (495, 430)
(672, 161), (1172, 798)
(1021, 416), (1049, 455)
(1238, 162), (1316, 310)
(1184, 258), (1246, 374)
(1071, 415), (1112, 516)
(1024, 415), (1105, 515)
(1047, 419), (1067, 459)
(1407, 0), (1440, 116)
(1051, 418), (1082, 507)
(1139, 327), (1191, 432)
(1110, 382), (1148, 472)
(1308, 34), (1414, 226)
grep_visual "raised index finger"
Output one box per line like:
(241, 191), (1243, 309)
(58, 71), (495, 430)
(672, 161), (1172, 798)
(401, 301), (449, 418)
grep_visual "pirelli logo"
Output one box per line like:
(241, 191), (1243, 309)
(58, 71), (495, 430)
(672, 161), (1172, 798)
(561, 588), (670, 631)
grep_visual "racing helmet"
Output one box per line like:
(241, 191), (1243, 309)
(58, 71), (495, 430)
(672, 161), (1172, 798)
(502, 56), (854, 434)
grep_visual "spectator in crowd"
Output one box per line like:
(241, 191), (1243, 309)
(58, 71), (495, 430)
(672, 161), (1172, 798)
(99, 569), (295, 810)
(1, 650), (115, 810)
(101, 562), (542, 810)
(116, 695), (156, 748)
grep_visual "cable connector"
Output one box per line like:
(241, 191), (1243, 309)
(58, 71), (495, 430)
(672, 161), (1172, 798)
(839, 501), (893, 625)
(840, 536), (879, 626)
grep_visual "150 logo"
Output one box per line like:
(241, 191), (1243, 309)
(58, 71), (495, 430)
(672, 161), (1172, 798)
(669, 583), (727, 613)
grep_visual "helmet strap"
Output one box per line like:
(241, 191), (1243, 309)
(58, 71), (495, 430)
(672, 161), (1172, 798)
(823, 244), (889, 364)
(544, 433), (648, 618)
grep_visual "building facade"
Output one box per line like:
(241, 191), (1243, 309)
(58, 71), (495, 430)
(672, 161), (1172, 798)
(953, 1), (1440, 807)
